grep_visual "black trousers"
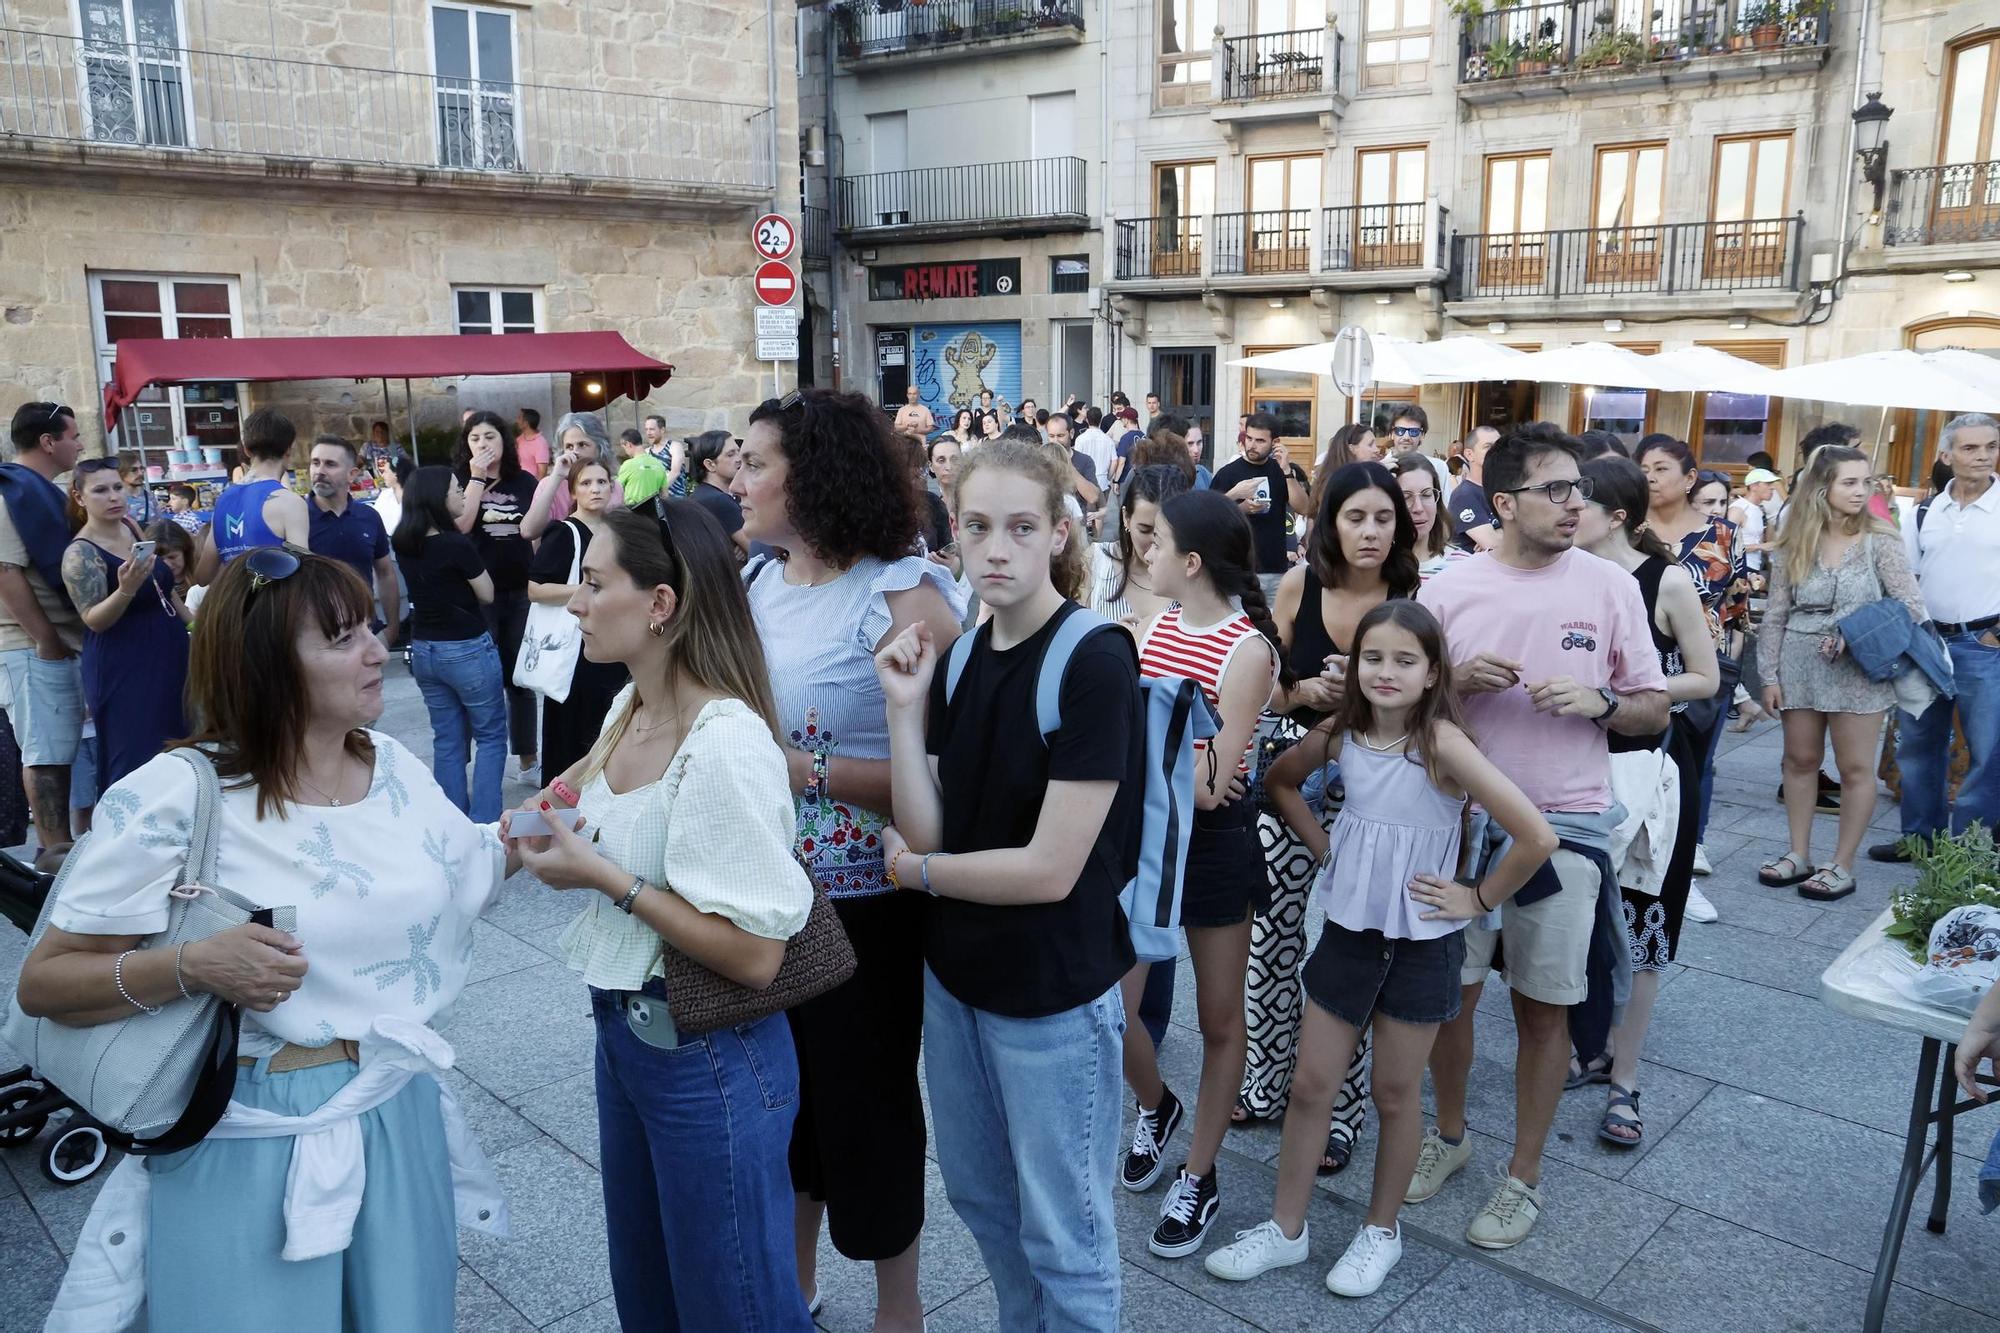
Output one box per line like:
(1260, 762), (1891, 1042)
(483, 587), (537, 760)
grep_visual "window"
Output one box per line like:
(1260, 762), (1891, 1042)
(89, 272), (242, 466)
(1362, 0), (1430, 88)
(1152, 161), (1214, 276)
(76, 0), (191, 147)
(455, 287), (538, 335)
(1892, 318), (2000, 485)
(1051, 255), (1091, 294)
(1159, 0), (1217, 107)
(1242, 346), (1316, 450)
(1254, 0), (1326, 28)
(1589, 143), (1666, 284)
(1355, 145), (1427, 267)
(1480, 151), (1550, 284)
(1245, 154), (1319, 271)
(1936, 34), (2000, 237)
(1567, 342), (1659, 448)
(1707, 133), (1791, 281)
(429, 2), (520, 170)
(1690, 340), (1785, 470)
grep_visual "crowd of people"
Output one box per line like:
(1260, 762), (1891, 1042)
(2, 386), (1996, 1329)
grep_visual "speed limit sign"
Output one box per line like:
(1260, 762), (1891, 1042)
(752, 214), (797, 262)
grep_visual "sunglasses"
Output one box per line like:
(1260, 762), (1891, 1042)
(1391, 425), (1424, 438)
(74, 457), (122, 476)
(244, 545), (303, 595)
(31, 403), (72, 439)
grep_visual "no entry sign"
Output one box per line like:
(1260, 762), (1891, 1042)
(754, 260), (797, 307)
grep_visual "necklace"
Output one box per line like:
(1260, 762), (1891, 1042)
(1356, 729), (1409, 753)
(297, 766), (354, 806)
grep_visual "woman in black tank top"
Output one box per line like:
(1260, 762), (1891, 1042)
(1575, 457), (1721, 1149)
(1238, 464), (1420, 1164)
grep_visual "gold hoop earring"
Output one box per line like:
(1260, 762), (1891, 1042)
(649, 621), (666, 637)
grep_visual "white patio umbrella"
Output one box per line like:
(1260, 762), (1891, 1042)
(1920, 348), (2000, 406)
(1757, 350), (2000, 413)
(1499, 341), (1709, 392)
(1227, 335), (1528, 385)
(1643, 345), (1783, 396)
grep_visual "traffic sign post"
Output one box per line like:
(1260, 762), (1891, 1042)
(1331, 325), (1375, 425)
(751, 214), (797, 262)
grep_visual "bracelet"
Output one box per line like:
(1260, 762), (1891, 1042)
(616, 876), (645, 915)
(919, 852), (941, 897)
(173, 942), (194, 1001)
(1473, 883), (1493, 913)
(114, 950), (161, 1015)
(888, 849), (909, 888)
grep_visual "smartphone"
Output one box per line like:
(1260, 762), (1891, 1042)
(508, 807), (579, 838)
(131, 540), (156, 563)
(1253, 478), (1272, 510)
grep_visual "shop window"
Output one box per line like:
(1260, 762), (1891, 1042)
(1242, 346), (1317, 451)
(1691, 339), (1786, 470)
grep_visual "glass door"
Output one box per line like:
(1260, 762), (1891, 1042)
(431, 3), (521, 171)
(1588, 144), (1665, 286)
(1706, 133), (1791, 282)
(1481, 152), (1550, 288)
(1935, 35), (2000, 242)
(1355, 146), (1426, 268)
(78, 0), (190, 147)
(1154, 161), (1214, 276)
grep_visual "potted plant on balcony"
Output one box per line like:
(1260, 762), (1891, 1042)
(1747, 0), (1782, 48)
(831, 2), (861, 57)
(1483, 36), (1521, 77)
(1520, 26), (1561, 73)
(995, 6), (1029, 34)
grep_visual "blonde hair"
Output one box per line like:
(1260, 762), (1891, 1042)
(952, 437), (1087, 602)
(1774, 443), (1892, 587)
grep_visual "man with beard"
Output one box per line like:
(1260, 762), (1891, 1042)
(1210, 412), (1309, 601)
(306, 434), (400, 648)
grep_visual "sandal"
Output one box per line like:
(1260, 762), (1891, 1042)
(1230, 1095), (1266, 1125)
(1319, 1128), (1353, 1175)
(1599, 1083), (1642, 1148)
(1757, 852), (1813, 887)
(1565, 1052), (1612, 1090)
(1798, 864), (1856, 902)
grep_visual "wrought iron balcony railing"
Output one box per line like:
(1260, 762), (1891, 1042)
(1322, 203), (1440, 271)
(1457, 0), (1829, 85)
(831, 0), (1085, 60)
(0, 28), (774, 189)
(803, 205), (833, 266)
(1115, 203), (1446, 280)
(1448, 216), (1805, 299)
(1219, 28), (1340, 100)
(835, 156), (1086, 233)
(1884, 161), (2000, 247)
(1115, 216), (1206, 280)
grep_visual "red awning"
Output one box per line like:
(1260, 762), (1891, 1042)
(103, 331), (674, 421)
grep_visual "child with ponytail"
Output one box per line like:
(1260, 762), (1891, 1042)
(872, 436), (1144, 1329)
(1119, 489), (1291, 1258)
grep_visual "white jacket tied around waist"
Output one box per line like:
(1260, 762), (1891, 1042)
(44, 1016), (508, 1333)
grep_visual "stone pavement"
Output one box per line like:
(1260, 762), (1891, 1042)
(3, 661), (1997, 1331)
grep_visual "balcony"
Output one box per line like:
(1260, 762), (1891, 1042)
(0, 28), (774, 204)
(803, 205), (833, 268)
(1881, 161), (2000, 265)
(1455, 0), (1831, 105)
(831, 0), (1085, 71)
(834, 156), (1087, 241)
(1210, 26), (1346, 132)
(1112, 201), (1447, 290)
(1445, 216), (1806, 319)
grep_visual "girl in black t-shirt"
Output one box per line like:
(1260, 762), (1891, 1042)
(453, 411), (540, 777)
(872, 437), (1141, 1330)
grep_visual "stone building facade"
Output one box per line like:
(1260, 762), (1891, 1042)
(1100, 0), (1998, 479)
(0, 0), (797, 470)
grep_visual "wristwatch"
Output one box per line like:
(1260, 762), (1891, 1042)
(1593, 687), (1620, 727)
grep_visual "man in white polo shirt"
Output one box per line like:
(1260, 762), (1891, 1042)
(1872, 412), (2000, 859)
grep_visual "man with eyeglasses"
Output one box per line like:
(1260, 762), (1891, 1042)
(1450, 425), (1502, 554)
(1409, 423), (1669, 1250)
(0, 403), (88, 871)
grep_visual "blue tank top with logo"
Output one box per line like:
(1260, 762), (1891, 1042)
(211, 478), (284, 563)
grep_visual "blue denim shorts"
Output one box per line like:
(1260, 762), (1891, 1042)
(0, 648), (82, 767)
(1180, 800), (1270, 928)
(1302, 920), (1466, 1028)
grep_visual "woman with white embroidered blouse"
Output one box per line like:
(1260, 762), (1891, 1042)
(17, 550), (515, 1331)
(509, 502), (815, 1331)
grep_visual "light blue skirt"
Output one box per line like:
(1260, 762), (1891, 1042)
(145, 1056), (458, 1332)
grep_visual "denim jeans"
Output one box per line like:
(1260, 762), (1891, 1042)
(1897, 632), (2000, 839)
(409, 634), (508, 822)
(591, 984), (811, 1333)
(924, 967), (1124, 1333)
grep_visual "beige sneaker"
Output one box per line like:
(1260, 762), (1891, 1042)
(1465, 1168), (1543, 1249)
(1403, 1127), (1472, 1204)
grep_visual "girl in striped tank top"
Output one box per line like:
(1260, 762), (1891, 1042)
(1120, 489), (1294, 1261)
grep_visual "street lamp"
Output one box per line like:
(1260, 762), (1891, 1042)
(1852, 92), (1893, 216)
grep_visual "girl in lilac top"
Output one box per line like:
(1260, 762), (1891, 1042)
(1205, 601), (1554, 1301)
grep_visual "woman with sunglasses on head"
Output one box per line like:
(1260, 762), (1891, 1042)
(452, 412), (541, 780)
(733, 389), (963, 1331)
(19, 551), (516, 1331)
(509, 503), (814, 1330)
(61, 458), (191, 789)
(394, 465), (507, 822)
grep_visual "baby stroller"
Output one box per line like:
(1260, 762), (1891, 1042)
(0, 849), (114, 1185)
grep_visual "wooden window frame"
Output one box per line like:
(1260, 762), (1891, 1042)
(1242, 344), (1318, 454)
(1588, 142), (1667, 285)
(1566, 340), (1660, 438)
(1246, 153), (1319, 273)
(1939, 31), (2000, 166)
(1152, 159), (1215, 277)
(1158, 0), (1216, 108)
(1360, 0), (1432, 89)
(1480, 151), (1551, 286)
(1706, 132), (1793, 283)
(1355, 144), (1429, 267)
(1689, 339), (1786, 474)
(1892, 316), (2000, 485)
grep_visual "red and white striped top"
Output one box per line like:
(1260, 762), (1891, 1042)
(1139, 606), (1274, 773)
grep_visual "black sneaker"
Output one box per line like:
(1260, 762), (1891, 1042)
(1149, 1164), (1221, 1257)
(1867, 840), (1913, 864)
(1122, 1088), (1184, 1191)
(1775, 782), (1842, 815)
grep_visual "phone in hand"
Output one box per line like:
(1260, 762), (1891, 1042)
(130, 540), (157, 564)
(508, 807), (580, 838)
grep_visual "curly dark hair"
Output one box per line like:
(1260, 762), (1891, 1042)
(748, 388), (920, 565)
(451, 410), (523, 483)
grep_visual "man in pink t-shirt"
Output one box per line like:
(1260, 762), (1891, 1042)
(1410, 425), (1668, 1250)
(514, 408), (550, 478)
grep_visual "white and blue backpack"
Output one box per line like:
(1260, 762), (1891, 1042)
(943, 606), (1220, 962)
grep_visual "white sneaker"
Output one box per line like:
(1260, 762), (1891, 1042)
(1326, 1224), (1402, 1297)
(1204, 1218), (1310, 1281)
(1692, 844), (1714, 877)
(1684, 883), (1719, 923)
(1403, 1127), (1472, 1203)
